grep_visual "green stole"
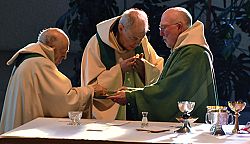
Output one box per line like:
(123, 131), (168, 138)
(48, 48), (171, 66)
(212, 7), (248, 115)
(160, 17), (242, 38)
(96, 33), (144, 69)
(96, 32), (144, 119)
(13, 53), (43, 75)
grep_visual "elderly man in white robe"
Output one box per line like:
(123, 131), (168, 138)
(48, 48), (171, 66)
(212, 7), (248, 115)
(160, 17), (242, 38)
(81, 8), (164, 120)
(0, 28), (105, 134)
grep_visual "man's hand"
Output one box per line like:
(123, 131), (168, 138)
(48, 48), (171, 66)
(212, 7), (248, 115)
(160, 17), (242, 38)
(134, 58), (145, 78)
(120, 57), (136, 74)
(92, 84), (107, 96)
(120, 53), (145, 83)
(107, 91), (127, 105)
(133, 53), (145, 83)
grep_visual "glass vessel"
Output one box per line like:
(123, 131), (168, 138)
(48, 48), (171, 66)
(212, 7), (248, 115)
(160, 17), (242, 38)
(141, 112), (148, 128)
(176, 101), (195, 133)
(68, 111), (82, 125)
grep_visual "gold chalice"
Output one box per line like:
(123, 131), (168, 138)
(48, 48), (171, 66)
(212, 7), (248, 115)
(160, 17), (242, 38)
(228, 101), (246, 134)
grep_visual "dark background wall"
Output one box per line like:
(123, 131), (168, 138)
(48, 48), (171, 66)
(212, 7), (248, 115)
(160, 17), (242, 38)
(0, 0), (69, 115)
(0, 0), (139, 118)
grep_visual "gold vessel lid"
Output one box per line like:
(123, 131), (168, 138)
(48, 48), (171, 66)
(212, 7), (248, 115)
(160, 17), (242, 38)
(206, 106), (228, 112)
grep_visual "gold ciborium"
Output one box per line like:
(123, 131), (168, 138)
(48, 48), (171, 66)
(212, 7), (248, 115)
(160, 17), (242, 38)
(228, 101), (246, 134)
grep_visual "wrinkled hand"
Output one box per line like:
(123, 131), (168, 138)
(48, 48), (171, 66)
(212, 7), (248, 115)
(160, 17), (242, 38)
(120, 57), (136, 74)
(134, 57), (145, 74)
(107, 91), (127, 105)
(120, 54), (145, 72)
(134, 54), (145, 82)
(92, 84), (107, 96)
(136, 53), (144, 59)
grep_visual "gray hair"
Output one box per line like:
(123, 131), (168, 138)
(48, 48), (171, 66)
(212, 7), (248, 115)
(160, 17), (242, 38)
(37, 28), (69, 45)
(119, 8), (149, 32)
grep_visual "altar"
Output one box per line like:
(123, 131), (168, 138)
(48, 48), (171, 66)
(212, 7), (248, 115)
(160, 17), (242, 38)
(1, 117), (249, 144)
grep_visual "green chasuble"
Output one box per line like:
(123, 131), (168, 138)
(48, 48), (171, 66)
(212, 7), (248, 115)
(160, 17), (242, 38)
(126, 45), (218, 122)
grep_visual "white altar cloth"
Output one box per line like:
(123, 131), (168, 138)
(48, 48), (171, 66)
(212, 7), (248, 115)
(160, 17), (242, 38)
(1, 117), (249, 143)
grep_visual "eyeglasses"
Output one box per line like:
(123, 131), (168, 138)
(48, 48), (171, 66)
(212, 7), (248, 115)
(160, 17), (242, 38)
(124, 28), (146, 43)
(159, 23), (179, 31)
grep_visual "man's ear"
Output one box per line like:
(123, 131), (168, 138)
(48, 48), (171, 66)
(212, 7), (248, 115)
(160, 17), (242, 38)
(118, 23), (125, 32)
(177, 22), (184, 32)
(49, 45), (56, 50)
(47, 41), (56, 49)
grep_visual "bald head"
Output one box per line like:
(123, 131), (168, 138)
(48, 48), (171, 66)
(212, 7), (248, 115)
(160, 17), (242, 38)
(37, 28), (70, 65)
(160, 7), (193, 49)
(162, 7), (192, 30)
(38, 28), (69, 46)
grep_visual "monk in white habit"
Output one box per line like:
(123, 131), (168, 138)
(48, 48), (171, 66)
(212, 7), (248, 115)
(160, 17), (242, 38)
(0, 28), (105, 134)
(81, 8), (164, 120)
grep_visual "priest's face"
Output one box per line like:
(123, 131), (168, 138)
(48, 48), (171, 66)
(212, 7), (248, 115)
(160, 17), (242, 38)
(53, 36), (69, 66)
(117, 23), (146, 51)
(159, 10), (182, 49)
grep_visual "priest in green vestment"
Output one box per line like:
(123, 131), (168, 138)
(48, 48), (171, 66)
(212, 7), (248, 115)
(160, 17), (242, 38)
(108, 7), (219, 122)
